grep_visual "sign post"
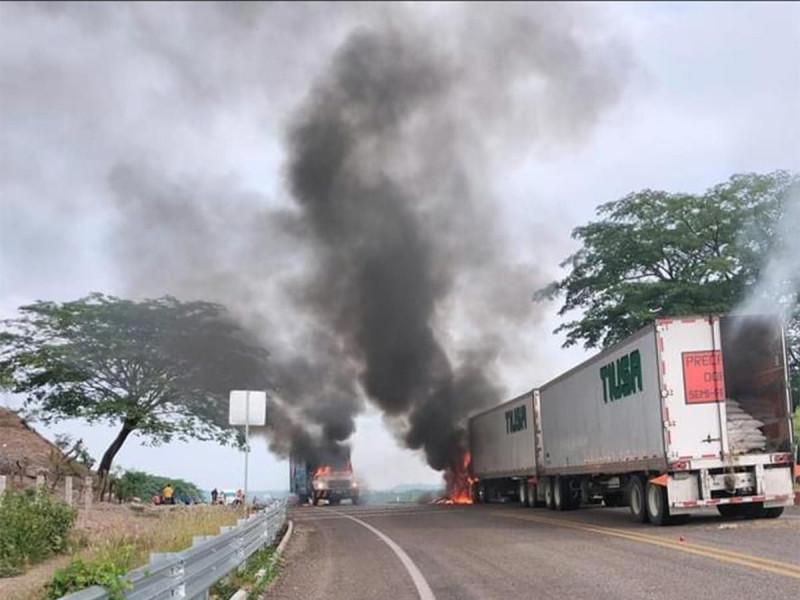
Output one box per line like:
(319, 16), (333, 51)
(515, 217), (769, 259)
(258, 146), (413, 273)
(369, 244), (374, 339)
(229, 391), (267, 508)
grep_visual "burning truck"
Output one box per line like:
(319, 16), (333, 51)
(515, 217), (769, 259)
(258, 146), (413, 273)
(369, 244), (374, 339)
(290, 454), (360, 506)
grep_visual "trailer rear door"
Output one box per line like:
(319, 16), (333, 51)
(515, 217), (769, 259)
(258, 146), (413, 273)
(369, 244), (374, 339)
(658, 317), (727, 461)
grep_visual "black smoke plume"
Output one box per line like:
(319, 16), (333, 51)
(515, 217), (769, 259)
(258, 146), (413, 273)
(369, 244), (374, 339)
(0, 3), (630, 475)
(284, 11), (629, 472)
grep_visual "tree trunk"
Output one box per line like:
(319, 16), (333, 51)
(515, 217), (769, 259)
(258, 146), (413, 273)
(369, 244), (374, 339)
(97, 420), (136, 499)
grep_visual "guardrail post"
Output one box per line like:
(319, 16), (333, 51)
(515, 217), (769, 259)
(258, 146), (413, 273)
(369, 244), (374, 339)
(0, 475), (6, 495)
(36, 473), (46, 488)
(65, 476), (73, 506)
(150, 552), (185, 598)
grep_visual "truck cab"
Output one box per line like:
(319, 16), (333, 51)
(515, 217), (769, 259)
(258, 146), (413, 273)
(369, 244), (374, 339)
(310, 464), (359, 506)
(290, 454), (360, 506)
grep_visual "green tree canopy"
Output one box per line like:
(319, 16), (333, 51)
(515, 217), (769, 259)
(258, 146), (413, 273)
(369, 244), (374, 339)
(114, 469), (204, 503)
(537, 171), (800, 398)
(0, 294), (271, 488)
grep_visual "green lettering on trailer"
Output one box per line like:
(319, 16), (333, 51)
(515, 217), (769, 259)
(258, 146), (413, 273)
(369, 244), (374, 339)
(600, 349), (643, 403)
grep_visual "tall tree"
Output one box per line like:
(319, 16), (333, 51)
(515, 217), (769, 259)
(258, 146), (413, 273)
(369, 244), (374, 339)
(0, 294), (271, 491)
(536, 171), (800, 399)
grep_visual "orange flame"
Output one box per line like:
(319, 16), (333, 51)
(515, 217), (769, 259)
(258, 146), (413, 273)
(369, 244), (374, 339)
(435, 451), (477, 505)
(314, 465), (332, 477)
(313, 461), (352, 478)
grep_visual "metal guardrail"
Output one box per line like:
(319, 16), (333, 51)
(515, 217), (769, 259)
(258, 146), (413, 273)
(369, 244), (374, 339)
(60, 500), (287, 600)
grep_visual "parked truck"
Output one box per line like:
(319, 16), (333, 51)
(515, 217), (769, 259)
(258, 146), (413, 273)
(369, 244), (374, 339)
(469, 314), (796, 525)
(469, 391), (540, 506)
(289, 454), (360, 506)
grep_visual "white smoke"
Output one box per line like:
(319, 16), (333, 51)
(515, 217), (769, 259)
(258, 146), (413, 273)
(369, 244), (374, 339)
(737, 185), (800, 322)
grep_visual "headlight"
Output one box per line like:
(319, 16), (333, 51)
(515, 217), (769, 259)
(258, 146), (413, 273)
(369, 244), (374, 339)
(352, 481), (358, 488)
(313, 481), (327, 490)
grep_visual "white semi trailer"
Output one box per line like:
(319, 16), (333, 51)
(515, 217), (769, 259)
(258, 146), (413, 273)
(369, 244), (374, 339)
(469, 315), (796, 525)
(469, 391), (541, 506)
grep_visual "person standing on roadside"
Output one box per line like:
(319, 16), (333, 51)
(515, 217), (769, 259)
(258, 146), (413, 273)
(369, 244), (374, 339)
(163, 483), (175, 505)
(211, 488), (218, 504)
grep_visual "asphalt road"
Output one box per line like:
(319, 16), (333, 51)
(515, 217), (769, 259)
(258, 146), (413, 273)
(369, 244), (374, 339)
(270, 502), (800, 600)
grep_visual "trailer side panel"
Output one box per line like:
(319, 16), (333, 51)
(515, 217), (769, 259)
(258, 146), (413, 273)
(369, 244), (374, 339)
(470, 392), (537, 479)
(539, 327), (666, 474)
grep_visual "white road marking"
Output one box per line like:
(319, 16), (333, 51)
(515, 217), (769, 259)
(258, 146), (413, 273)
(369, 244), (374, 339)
(328, 508), (436, 600)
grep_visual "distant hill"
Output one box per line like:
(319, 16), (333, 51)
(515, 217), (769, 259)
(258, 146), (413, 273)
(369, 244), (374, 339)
(386, 483), (442, 493)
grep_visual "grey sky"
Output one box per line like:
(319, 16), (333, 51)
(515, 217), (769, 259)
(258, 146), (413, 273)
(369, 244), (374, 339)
(1, 2), (799, 491)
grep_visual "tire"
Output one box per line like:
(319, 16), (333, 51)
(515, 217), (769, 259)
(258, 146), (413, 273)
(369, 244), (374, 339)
(645, 482), (672, 526)
(526, 482), (537, 508)
(628, 476), (649, 523)
(717, 504), (751, 518)
(543, 478), (555, 510)
(554, 476), (577, 511)
(718, 503), (769, 519)
(762, 507), (784, 519)
(474, 484), (485, 504)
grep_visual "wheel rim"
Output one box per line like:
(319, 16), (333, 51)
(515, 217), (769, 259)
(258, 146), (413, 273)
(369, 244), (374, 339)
(554, 480), (562, 507)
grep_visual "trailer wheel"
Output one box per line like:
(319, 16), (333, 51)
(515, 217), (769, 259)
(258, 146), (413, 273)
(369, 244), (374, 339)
(554, 476), (576, 511)
(526, 482), (538, 508)
(717, 504), (751, 518)
(543, 478), (555, 510)
(761, 507), (784, 519)
(628, 476), (649, 523)
(645, 482), (671, 526)
(475, 483), (486, 504)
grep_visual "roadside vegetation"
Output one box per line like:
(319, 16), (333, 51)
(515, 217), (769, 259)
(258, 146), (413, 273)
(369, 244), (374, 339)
(210, 539), (283, 600)
(0, 489), (76, 577)
(44, 505), (241, 600)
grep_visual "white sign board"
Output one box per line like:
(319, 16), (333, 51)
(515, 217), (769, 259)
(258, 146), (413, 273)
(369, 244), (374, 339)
(228, 390), (267, 426)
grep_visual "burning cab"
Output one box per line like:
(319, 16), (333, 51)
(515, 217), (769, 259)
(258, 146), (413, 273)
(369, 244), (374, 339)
(290, 454), (360, 506)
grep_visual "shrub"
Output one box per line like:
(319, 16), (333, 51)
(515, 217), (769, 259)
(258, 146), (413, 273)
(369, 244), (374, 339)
(0, 488), (77, 576)
(45, 544), (134, 600)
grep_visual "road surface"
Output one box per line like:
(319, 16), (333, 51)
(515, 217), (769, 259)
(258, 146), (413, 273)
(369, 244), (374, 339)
(271, 502), (800, 600)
